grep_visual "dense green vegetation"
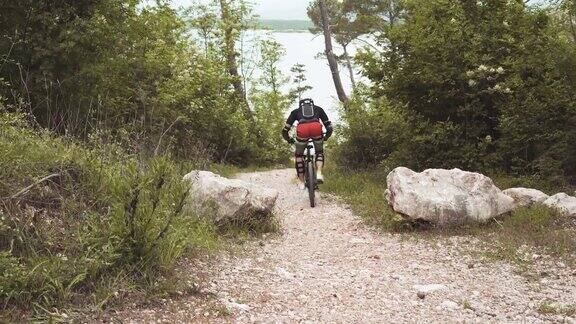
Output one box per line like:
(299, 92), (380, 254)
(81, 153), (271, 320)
(328, 0), (576, 189)
(0, 0), (292, 165)
(1, 0), (575, 319)
(0, 112), (220, 320)
(319, 0), (576, 269)
(0, 0), (295, 320)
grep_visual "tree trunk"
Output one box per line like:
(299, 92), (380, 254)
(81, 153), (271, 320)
(318, 0), (349, 104)
(342, 44), (356, 90)
(570, 0), (576, 42)
(218, 0), (250, 113)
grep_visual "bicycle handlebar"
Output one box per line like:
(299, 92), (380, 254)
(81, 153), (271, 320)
(290, 133), (327, 144)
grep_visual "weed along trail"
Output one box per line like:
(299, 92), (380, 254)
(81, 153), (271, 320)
(113, 169), (576, 323)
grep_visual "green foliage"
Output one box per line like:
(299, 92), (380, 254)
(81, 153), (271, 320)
(334, 86), (409, 169)
(307, 0), (384, 46)
(0, 0), (286, 165)
(348, 0), (576, 186)
(289, 63), (313, 101)
(0, 114), (218, 318)
(249, 39), (292, 165)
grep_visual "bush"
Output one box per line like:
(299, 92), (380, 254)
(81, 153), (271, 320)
(351, 0), (576, 183)
(334, 89), (409, 169)
(0, 1), (282, 166)
(0, 113), (218, 318)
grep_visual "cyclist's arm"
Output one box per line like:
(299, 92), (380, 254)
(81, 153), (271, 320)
(282, 110), (297, 142)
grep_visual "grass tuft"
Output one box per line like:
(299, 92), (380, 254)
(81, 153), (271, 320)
(322, 164), (405, 231)
(538, 301), (576, 316)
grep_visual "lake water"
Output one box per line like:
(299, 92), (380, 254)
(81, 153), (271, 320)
(243, 31), (361, 121)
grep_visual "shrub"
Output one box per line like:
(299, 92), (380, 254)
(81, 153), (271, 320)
(0, 113), (218, 318)
(334, 89), (409, 169)
(351, 0), (576, 182)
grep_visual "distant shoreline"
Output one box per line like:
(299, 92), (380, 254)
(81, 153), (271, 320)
(257, 19), (312, 32)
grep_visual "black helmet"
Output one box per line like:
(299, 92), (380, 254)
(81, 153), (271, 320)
(299, 98), (314, 107)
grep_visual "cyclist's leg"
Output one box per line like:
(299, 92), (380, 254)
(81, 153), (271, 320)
(313, 139), (325, 182)
(294, 140), (307, 183)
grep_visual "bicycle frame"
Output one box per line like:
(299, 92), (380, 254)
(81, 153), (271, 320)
(292, 137), (322, 208)
(303, 139), (317, 207)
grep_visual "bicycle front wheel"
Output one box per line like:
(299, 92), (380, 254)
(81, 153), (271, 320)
(307, 161), (316, 208)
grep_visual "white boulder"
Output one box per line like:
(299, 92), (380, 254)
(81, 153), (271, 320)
(543, 193), (576, 217)
(385, 167), (515, 225)
(184, 171), (278, 223)
(503, 187), (549, 207)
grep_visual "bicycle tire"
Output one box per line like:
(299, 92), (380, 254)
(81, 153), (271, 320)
(307, 161), (316, 207)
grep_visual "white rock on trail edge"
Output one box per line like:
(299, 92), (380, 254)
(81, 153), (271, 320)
(543, 193), (576, 216)
(414, 284), (446, 295)
(386, 167), (515, 226)
(222, 299), (250, 312)
(183, 170), (278, 223)
(503, 187), (549, 207)
(441, 300), (460, 311)
(276, 267), (295, 280)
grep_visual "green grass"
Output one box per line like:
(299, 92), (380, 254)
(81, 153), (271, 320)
(461, 299), (474, 311)
(538, 301), (576, 317)
(323, 164), (576, 268)
(0, 113), (277, 321)
(322, 164), (407, 231)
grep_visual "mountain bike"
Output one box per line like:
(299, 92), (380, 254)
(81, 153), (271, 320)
(302, 139), (318, 208)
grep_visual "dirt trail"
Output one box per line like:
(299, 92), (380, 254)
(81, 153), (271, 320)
(112, 169), (576, 323)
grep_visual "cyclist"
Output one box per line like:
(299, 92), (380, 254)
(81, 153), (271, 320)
(282, 98), (333, 189)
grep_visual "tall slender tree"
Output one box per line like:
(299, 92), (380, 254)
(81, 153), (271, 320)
(317, 0), (349, 104)
(218, 0), (251, 115)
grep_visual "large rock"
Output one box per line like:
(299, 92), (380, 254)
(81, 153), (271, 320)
(385, 167), (515, 225)
(503, 187), (549, 207)
(184, 171), (278, 223)
(543, 193), (576, 217)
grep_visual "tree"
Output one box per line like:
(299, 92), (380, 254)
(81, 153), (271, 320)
(0, 0), (265, 164)
(186, 2), (219, 54)
(307, 0), (405, 92)
(217, 0), (253, 116)
(257, 39), (288, 95)
(311, 0), (349, 104)
(308, 0), (358, 92)
(249, 39), (291, 164)
(289, 63), (313, 101)
(350, 0), (576, 182)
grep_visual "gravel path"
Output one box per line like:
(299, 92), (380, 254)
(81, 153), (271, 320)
(111, 169), (576, 323)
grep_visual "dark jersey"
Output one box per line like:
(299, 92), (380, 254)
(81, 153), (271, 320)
(285, 105), (330, 126)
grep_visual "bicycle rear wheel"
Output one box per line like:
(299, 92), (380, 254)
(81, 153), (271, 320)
(307, 161), (316, 207)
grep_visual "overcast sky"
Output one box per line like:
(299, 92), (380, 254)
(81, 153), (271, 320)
(171, 0), (312, 20)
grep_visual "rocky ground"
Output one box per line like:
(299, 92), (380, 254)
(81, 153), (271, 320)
(107, 169), (576, 323)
